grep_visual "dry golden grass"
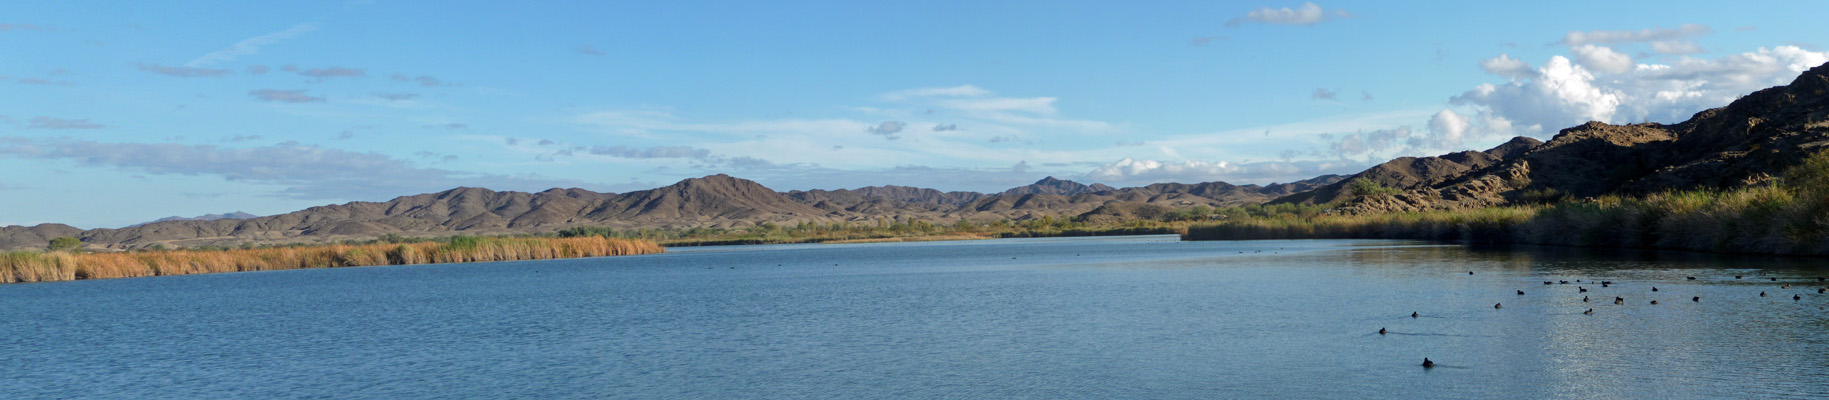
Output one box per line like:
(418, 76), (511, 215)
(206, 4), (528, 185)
(1, 236), (663, 284)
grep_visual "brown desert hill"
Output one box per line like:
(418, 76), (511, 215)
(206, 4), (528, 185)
(23, 175), (840, 250)
(603, 174), (830, 221)
(1334, 61), (1829, 213)
(0, 171), (1348, 251)
(1271, 136), (1544, 206)
(786, 185), (984, 206)
(1000, 176), (1116, 196)
(0, 224), (84, 251)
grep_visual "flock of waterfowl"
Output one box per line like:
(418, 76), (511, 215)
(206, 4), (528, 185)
(1389, 271), (1828, 369)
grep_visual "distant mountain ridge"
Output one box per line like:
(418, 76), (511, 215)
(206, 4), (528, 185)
(0, 174), (1343, 251)
(128, 212), (260, 228)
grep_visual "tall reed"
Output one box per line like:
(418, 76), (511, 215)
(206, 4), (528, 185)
(1, 236), (663, 284)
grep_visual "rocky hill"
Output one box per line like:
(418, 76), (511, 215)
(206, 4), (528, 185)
(1313, 61), (1829, 214)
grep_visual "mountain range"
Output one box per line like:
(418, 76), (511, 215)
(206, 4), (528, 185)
(7, 61), (1829, 251)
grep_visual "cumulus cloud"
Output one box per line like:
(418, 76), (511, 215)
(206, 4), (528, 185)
(1478, 54), (1534, 80)
(1225, 2), (1352, 27)
(249, 89), (324, 103)
(1452, 46), (1829, 139)
(1557, 24), (1712, 46)
(1427, 110), (1469, 148)
(1570, 44), (1635, 74)
(0, 138), (587, 200)
(136, 63), (233, 78)
(588, 145), (712, 159)
(866, 121), (906, 139)
(28, 117), (105, 130)
(187, 23), (318, 67)
(1311, 88), (1338, 100)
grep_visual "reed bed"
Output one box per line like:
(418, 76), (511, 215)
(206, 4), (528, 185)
(1184, 185), (1829, 256)
(1, 236), (663, 284)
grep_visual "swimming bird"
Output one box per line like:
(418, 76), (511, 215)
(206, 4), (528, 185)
(1693, 296), (1700, 302)
(1736, 275), (1744, 279)
(1615, 297), (1625, 305)
(1580, 287), (1588, 293)
(1495, 303), (1503, 309)
(1379, 327), (1387, 335)
(1796, 294), (1803, 301)
(1544, 281), (1554, 285)
(1771, 277), (1779, 281)
(1411, 312), (1419, 318)
(1584, 308), (1594, 315)
(1583, 296), (1590, 302)
(1781, 284), (1790, 289)
(1423, 358), (1435, 368)
(1652, 287), (1659, 292)
(1819, 277), (1825, 282)
(1469, 271), (1474, 275)
(1761, 291), (1768, 297)
(1819, 288), (1825, 294)
(1560, 280), (1570, 284)
(1517, 290), (1525, 295)
(1650, 300), (1659, 305)
(1602, 282), (1611, 288)
(1688, 276), (1697, 280)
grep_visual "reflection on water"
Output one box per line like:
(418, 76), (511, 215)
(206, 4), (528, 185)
(0, 235), (1825, 399)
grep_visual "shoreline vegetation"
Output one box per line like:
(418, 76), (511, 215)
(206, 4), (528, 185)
(2, 236), (663, 284)
(1185, 151), (1829, 256)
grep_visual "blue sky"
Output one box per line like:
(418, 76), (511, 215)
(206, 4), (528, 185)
(3, 1), (1827, 228)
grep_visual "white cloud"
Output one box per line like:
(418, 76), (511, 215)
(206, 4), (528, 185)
(935, 97), (1058, 115)
(1427, 110), (1469, 148)
(0, 138), (586, 200)
(1650, 41), (1706, 55)
(187, 23), (318, 67)
(1479, 54), (1535, 80)
(1570, 45), (1634, 74)
(1084, 157), (1356, 186)
(880, 85), (991, 101)
(1451, 46), (1829, 139)
(1557, 24), (1712, 46)
(1226, 3), (1352, 27)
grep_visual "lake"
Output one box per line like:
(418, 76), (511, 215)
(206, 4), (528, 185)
(2, 235), (1827, 399)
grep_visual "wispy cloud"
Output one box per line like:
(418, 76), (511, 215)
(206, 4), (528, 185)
(294, 66), (365, 79)
(0, 138), (589, 200)
(0, 23), (46, 31)
(187, 23), (319, 67)
(1226, 3), (1353, 28)
(249, 89), (325, 103)
(390, 74), (451, 87)
(137, 63), (233, 78)
(1557, 24), (1711, 46)
(575, 44), (605, 56)
(28, 117), (105, 130)
(373, 92), (417, 101)
(588, 145), (711, 159)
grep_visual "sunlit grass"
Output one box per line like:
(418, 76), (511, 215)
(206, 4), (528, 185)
(1, 236), (663, 284)
(1186, 151), (1829, 256)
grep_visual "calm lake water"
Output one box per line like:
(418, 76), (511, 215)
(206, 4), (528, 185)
(3, 236), (1827, 399)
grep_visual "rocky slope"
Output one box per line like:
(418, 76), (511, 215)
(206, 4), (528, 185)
(1319, 61), (1829, 213)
